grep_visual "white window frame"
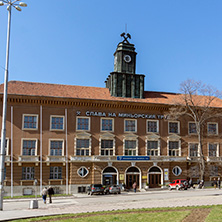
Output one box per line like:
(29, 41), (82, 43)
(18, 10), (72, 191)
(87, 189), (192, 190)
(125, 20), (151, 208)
(50, 115), (65, 131)
(21, 138), (38, 156)
(146, 140), (160, 156)
(168, 121), (180, 134)
(207, 122), (218, 135)
(50, 166), (62, 179)
(147, 120), (159, 133)
(0, 138), (9, 156)
(123, 137), (138, 156)
(208, 143), (219, 157)
(172, 166), (182, 176)
(101, 118), (114, 132)
(167, 140), (181, 156)
(124, 119), (137, 133)
(22, 166), (35, 180)
(100, 139), (115, 156)
(22, 114), (38, 130)
(188, 142), (199, 157)
(76, 116), (90, 131)
(188, 122), (197, 135)
(49, 139), (64, 156)
(77, 166), (89, 178)
(74, 132), (92, 156)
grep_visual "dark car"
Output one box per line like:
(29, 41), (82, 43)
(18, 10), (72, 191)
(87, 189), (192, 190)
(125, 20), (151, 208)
(104, 185), (121, 194)
(87, 184), (105, 195)
(169, 179), (188, 190)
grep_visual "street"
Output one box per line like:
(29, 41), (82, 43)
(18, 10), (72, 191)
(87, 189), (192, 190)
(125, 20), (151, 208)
(1, 188), (222, 221)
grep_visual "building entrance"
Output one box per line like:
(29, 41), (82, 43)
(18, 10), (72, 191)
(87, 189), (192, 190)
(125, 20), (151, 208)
(148, 166), (162, 188)
(126, 167), (140, 189)
(102, 167), (117, 185)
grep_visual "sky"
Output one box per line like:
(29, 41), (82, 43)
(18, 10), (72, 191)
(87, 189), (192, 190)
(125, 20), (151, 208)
(0, 0), (222, 93)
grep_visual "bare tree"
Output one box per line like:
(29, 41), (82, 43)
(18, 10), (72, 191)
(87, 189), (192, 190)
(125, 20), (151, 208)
(168, 79), (222, 180)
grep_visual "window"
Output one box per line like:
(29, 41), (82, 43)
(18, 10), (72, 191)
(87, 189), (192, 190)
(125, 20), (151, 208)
(50, 166), (62, 179)
(77, 117), (90, 131)
(207, 123), (218, 135)
(169, 121), (179, 134)
(147, 141), (159, 156)
(22, 139), (37, 156)
(76, 139), (90, 156)
(124, 140), (137, 156)
(172, 166), (182, 176)
(208, 143), (218, 157)
(101, 140), (114, 156)
(101, 118), (113, 132)
(189, 143), (198, 157)
(168, 141), (180, 156)
(77, 167), (89, 178)
(147, 120), (159, 133)
(50, 140), (63, 156)
(22, 167), (35, 180)
(23, 114), (38, 130)
(0, 138), (9, 155)
(51, 116), (64, 130)
(188, 122), (197, 134)
(124, 120), (137, 132)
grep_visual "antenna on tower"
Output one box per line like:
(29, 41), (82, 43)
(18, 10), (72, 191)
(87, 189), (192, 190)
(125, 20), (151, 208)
(125, 23), (127, 34)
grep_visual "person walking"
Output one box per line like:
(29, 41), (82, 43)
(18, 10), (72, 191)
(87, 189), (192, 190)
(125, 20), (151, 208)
(213, 178), (217, 189)
(47, 186), (54, 203)
(132, 182), (137, 193)
(218, 178), (221, 189)
(41, 187), (48, 204)
(189, 178), (193, 189)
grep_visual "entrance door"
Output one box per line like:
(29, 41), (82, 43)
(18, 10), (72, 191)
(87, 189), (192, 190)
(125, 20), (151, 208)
(102, 167), (117, 185)
(126, 174), (139, 189)
(148, 166), (162, 188)
(149, 174), (161, 188)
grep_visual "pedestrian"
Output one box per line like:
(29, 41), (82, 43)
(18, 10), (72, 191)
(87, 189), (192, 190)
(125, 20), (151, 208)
(41, 187), (48, 204)
(213, 178), (217, 189)
(218, 178), (221, 189)
(132, 182), (137, 193)
(47, 186), (54, 203)
(189, 178), (193, 188)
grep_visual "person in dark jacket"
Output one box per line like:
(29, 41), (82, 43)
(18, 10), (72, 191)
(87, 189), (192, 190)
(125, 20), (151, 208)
(47, 186), (54, 203)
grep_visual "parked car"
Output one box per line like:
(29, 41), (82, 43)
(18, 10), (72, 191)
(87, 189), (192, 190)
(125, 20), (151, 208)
(87, 184), (105, 195)
(104, 185), (121, 194)
(169, 179), (188, 190)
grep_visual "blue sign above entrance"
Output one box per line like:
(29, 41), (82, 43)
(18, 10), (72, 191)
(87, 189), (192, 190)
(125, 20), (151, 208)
(117, 156), (150, 161)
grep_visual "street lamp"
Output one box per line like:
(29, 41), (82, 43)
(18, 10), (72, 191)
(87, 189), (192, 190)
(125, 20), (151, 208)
(0, 0), (27, 211)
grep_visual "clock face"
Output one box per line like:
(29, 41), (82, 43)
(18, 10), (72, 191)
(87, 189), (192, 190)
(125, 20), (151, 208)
(124, 55), (131, 63)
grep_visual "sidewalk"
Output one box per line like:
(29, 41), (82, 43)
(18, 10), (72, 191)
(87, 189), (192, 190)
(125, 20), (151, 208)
(1, 188), (221, 221)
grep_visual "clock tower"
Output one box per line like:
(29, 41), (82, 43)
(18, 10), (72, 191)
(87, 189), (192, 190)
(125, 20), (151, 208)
(105, 33), (145, 98)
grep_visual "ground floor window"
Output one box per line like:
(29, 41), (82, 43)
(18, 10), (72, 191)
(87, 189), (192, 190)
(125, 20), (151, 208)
(22, 167), (35, 180)
(50, 166), (62, 179)
(172, 166), (182, 176)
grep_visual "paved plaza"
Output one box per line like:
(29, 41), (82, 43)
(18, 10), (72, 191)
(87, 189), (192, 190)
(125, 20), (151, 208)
(1, 188), (222, 221)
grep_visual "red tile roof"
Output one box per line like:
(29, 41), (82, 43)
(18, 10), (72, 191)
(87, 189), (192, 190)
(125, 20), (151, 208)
(0, 81), (221, 108)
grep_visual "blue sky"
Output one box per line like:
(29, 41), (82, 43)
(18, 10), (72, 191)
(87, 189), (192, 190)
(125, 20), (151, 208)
(0, 0), (222, 93)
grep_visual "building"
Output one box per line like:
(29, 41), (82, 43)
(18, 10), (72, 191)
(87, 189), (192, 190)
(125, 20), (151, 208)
(1, 33), (222, 196)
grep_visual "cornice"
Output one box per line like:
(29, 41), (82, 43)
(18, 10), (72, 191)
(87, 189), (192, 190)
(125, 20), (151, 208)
(0, 94), (170, 112)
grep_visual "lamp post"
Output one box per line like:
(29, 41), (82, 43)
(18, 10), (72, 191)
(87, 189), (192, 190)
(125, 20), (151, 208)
(0, 0), (27, 211)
